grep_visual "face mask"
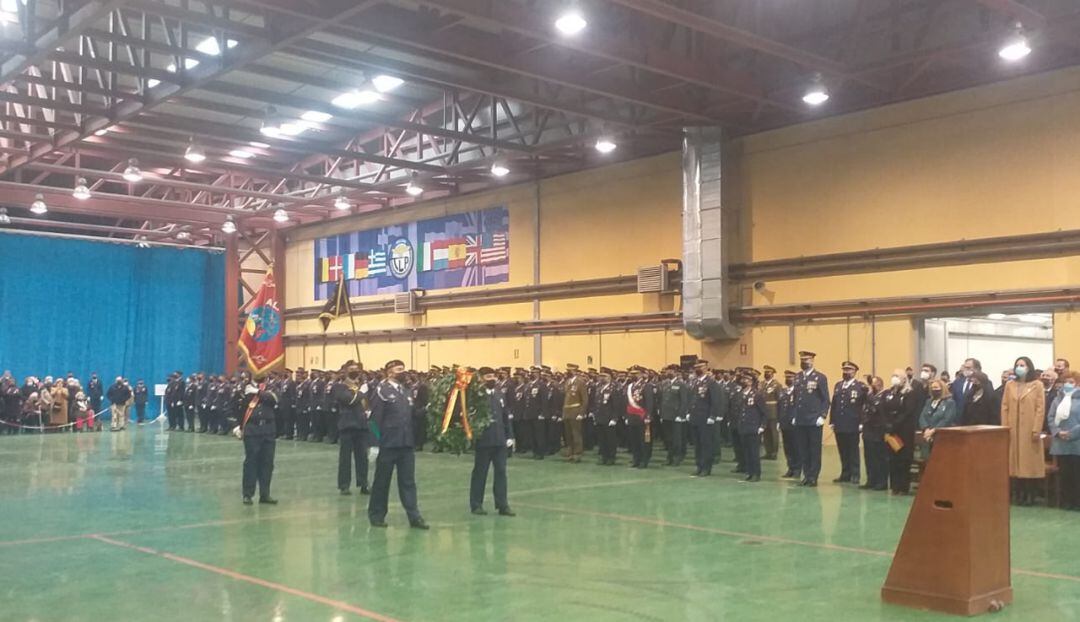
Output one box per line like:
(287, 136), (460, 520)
(764, 373), (774, 380)
(931, 389), (943, 398)
(1064, 383), (1076, 394)
(842, 372), (854, 380)
(890, 376), (902, 387)
(347, 371), (360, 380)
(800, 362), (811, 371)
(1015, 366), (1028, 378)
(485, 380), (496, 388)
(963, 369), (974, 378)
(920, 370), (931, 381)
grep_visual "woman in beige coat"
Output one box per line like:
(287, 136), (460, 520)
(1001, 356), (1046, 506)
(49, 380), (69, 428)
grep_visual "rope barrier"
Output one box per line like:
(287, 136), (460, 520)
(0, 407), (124, 432)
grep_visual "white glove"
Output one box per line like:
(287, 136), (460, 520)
(244, 385), (258, 396)
(556, 417), (563, 422)
(706, 418), (715, 425)
(231, 425), (242, 439)
(859, 424), (864, 432)
(758, 427), (764, 434)
(674, 417), (683, 423)
(607, 420), (616, 427)
(538, 416), (545, 421)
(815, 416), (825, 427)
(508, 415), (514, 421)
(576, 415), (583, 421)
(367, 446), (379, 462)
(506, 438), (515, 449)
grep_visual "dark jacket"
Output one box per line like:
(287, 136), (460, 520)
(688, 374), (727, 424)
(371, 380), (414, 448)
(332, 380), (368, 431)
(106, 382), (132, 405)
(476, 386), (512, 447)
(735, 387), (766, 435)
(793, 369), (830, 425)
(830, 379), (868, 434)
(134, 385), (149, 405)
(244, 387), (278, 437)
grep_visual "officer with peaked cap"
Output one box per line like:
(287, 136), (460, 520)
(778, 370), (802, 479)
(830, 361), (867, 484)
(760, 365), (782, 460)
(793, 351), (830, 487)
(689, 359), (727, 477)
(734, 368), (766, 482)
(368, 360), (428, 529)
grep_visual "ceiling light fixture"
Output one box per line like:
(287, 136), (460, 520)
(555, 9), (587, 36)
(261, 106), (283, 138)
(595, 137), (617, 154)
(998, 23), (1032, 61)
(273, 208), (289, 223)
(31, 193), (48, 213)
(122, 158), (142, 183)
(405, 175), (424, 197)
(372, 75), (404, 93)
(194, 36), (238, 57)
(229, 148), (254, 159)
(184, 139), (206, 163)
(222, 216), (237, 234)
(332, 89), (380, 109)
(0, 207), (9, 225)
(334, 193), (351, 211)
(490, 162), (510, 177)
(176, 231), (191, 241)
(72, 178), (90, 200)
(802, 74), (829, 106)
(301, 110), (332, 123)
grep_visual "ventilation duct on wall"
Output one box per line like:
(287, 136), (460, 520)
(682, 127), (739, 340)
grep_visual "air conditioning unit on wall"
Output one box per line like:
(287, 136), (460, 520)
(394, 289), (423, 314)
(637, 259), (681, 294)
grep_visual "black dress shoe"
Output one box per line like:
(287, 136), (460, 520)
(471, 508), (488, 516)
(799, 479), (810, 486)
(370, 520), (388, 528)
(805, 481), (818, 488)
(832, 477), (846, 483)
(242, 497), (253, 505)
(410, 519), (430, 530)
(340, 489), (351, 496)
(359, 487), (370, 495)
(781, 471), (796, 478)
(749, 475), (760, 482)
(859, 484), (873, 490)
(498, 508), (516, 517)
(258, 497), (278, 504)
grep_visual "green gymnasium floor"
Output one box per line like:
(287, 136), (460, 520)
(1, 429), (1078, 622)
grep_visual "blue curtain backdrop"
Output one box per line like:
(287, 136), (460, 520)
(0, 233), (225, 404)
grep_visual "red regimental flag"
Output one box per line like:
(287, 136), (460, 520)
(238, 267), (285, 378)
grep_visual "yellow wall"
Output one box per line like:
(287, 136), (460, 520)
(283, 154), (688, 371)
(282, 65), (1080, 376)
(735, 65), (1080, 379)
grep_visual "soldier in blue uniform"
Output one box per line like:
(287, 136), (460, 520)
(793, 351), (830, 487)
(659, 364), (689, 466)
(524, 367), (546, 459)
(368, 360), (428, 530)
(294, 368), (311, 440)
(830, 361), (867, 484)
(734, 368), (766, 482)
(470, 367), (516, 516)
(334, 361), (371, 496)
(689, 360), (727, 477)
(240, 380), (279, 505)
(778, 370), (801, 479)
(860, 376), (889, 490)
(593, 369), (618, 465)
(183, 374), (199, 432)
(311, 370), (328, 442)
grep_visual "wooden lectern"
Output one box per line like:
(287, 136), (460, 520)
(881, 426), (1012, 616)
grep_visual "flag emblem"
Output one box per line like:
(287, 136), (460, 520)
(388, 238), (414, 279)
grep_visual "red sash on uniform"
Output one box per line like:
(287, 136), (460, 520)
(626, 384), (646, 419)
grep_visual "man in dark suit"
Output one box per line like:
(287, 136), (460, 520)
(241, 381), (279, 505)
(368, 360), (428, 530)
(830, 361), (867, 484)
(334, 361), (371, 496)
(470, 367), (515, 516)
(793, 351), (830, 487)
(87, 373), (103, 415)
(951, 358), (988, 410)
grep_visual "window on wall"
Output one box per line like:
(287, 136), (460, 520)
(921, 314), (1054, 381)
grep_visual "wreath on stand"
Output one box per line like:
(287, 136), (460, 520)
(425, 368), (492, 454)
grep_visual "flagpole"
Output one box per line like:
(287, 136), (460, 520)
(348, 304), (362, 368)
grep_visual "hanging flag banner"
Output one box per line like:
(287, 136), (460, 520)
(313, 206), (510, 300)
(239, 267), (285, 377)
